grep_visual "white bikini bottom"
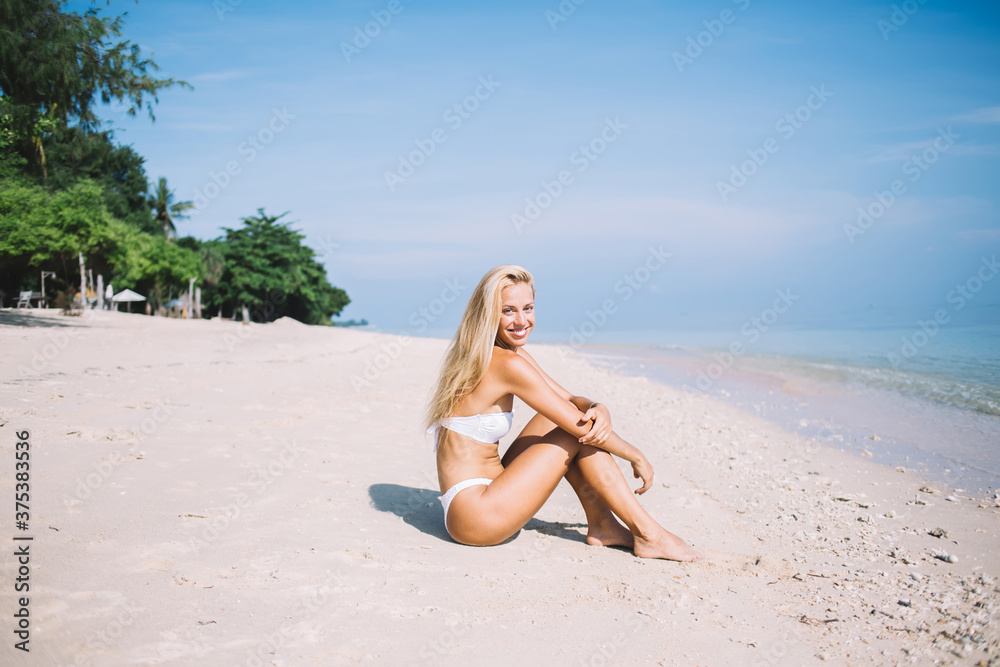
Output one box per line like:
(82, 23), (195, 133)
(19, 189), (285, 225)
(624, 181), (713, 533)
(439, 478), (492, 537)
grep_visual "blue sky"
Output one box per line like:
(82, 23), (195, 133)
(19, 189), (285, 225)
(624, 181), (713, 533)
(72, 0), (999, 337)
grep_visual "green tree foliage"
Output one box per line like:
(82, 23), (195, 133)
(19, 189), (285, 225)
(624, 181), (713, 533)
(0, 178), (129, 285)
(0, 1), (174, 235)
(0, 97), (15, 152)
(0, 0), (190, 174)
(206, 209), (350, 324)
(0, 177), (201, 303)
(148, 176), (194, 241)
(178, 235), (225, 293)
(0, 3), (351, 322)
(43, 125), (157, 233)
(110, 226), (203, 308)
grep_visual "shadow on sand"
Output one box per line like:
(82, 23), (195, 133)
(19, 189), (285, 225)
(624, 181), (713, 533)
(0, 309), (88, 328)
(368, 483), (451, 541)
(368, 482), (590, 546)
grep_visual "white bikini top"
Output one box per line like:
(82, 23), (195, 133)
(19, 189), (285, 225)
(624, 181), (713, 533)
(427, 411), (514, 448)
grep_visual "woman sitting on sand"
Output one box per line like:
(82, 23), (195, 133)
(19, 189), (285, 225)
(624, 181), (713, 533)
(426, 265), (701, 561)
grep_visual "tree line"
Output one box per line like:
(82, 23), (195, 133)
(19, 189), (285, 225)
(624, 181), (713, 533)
(0, 0), (349, 324)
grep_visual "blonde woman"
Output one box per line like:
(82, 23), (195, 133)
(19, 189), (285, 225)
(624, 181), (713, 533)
(426, 265), (701, 561)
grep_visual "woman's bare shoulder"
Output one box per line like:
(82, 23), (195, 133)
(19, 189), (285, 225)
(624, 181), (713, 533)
(488, 347), (538, 385)
(489, 346), (520, 370)
(516, 346), (542, 366)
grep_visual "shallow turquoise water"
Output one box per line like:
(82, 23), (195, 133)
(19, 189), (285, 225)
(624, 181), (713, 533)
(566, 324), (999, 492)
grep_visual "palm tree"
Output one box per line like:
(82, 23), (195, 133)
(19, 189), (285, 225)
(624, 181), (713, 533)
(148, 177), (195, 242)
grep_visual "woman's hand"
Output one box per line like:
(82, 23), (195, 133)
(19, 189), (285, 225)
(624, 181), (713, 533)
(630, 452), (654, 495)
(579, 403), (612, 447)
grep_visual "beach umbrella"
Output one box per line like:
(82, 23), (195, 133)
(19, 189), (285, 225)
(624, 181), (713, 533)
(111, 288), (146, 313)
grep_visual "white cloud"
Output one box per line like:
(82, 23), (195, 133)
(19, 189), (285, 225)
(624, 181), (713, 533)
(861, 139), (944, 164)
(953, 106), (1000, 124)
(189, 69), (255, 83)
(859, 138), (1000, 164)
(167, 122), (237, 132)
(956, 228), (1000, 242)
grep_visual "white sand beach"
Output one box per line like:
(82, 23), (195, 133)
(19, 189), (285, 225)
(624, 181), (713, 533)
(1, 309), (998, 666)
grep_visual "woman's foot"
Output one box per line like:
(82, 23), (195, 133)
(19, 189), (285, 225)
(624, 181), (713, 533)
(633, 528), (703, 562)
(586, 518), (634, 549)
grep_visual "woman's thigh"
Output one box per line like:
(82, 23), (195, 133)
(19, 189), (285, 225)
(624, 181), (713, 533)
(447, 426), (579, 545)
(500, 411), (561, 468)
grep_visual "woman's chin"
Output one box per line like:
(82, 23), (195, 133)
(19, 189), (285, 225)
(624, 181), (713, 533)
(500, 333), (530, 348)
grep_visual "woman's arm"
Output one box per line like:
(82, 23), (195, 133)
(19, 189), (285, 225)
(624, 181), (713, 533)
(498, 351), (640, 464)
(516, 347), (576, 400)
(598, 430), (655, 494)
(498, 351), (654, 493)
(519, 348), (613, 445)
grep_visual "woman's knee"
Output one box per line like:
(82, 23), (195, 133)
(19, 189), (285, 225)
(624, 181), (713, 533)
(550, 428), (586, 459)
(504, 426), (579, 466)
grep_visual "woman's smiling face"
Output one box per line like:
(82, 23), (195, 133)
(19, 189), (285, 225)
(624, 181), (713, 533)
(496, 282), (535, 349)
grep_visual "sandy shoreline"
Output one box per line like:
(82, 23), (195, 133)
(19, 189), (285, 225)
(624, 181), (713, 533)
(585, 345), (1000, 496)
(574, 344), (1000, 494)
(1, 309), (998, 665)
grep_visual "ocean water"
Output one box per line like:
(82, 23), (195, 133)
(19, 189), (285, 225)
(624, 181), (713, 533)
(565, 325), (1000, 494)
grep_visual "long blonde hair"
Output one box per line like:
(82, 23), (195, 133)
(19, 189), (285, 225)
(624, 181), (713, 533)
(426, 265), (534, 429)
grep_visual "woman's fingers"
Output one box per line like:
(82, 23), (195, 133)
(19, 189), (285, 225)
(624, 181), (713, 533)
(581, 425), (609, 445)
(636, 476), (652, 494)
(578, 408), (595, 442)
(632, 458), (653, 494)
(579, 408), (608, 445)
(595, 403), (612, 433)
(578, 404), (613, 445)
